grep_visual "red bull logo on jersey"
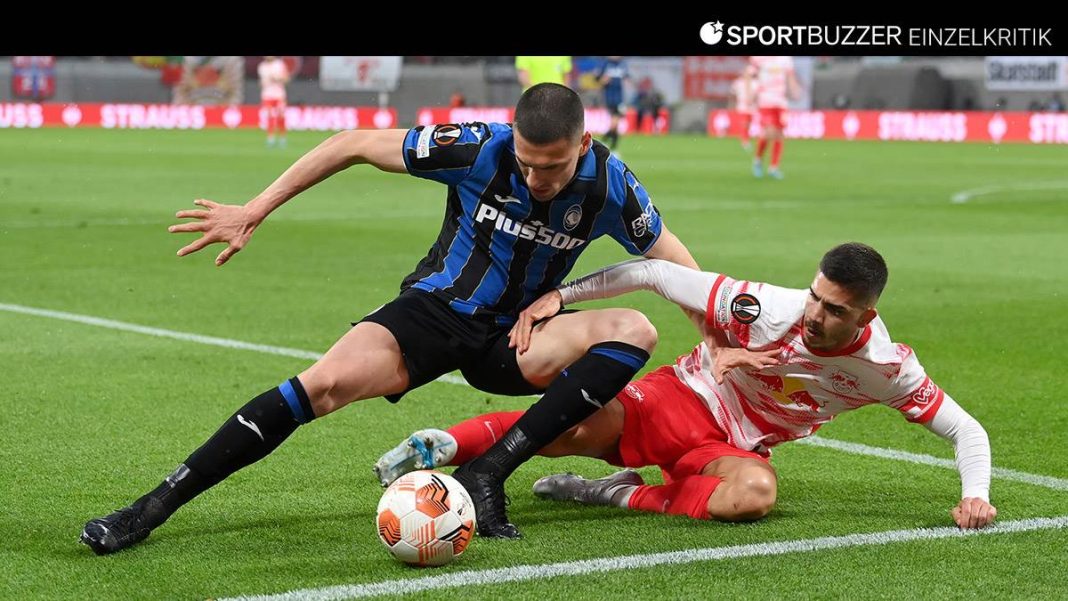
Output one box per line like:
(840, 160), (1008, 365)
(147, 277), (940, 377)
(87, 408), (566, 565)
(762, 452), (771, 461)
(751, 371), (784, 393)
(828, 367), (859, 394)
(787, 389), (822, 412)
(753, 372), (824, 411)
(474, 203), (586, 250)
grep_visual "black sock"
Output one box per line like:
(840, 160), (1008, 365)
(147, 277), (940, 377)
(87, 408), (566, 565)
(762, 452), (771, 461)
(606, 130), (619, 149)
(145, 376), (314, 515)
(470, 341), (649, 479)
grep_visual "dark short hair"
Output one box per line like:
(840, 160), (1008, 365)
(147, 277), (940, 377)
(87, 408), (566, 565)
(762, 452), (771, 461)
(819, 242), (888, 304)
(514, 83), (584, 144)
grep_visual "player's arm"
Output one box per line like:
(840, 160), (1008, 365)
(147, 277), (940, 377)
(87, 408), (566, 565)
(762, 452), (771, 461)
(509, 258), (705, 352)
(922, 393), (997, 529)
(639, 222), (719, 351)
(169, 129), (408, 266)
(511, 259), (779, 378)
(559, 258), (708, 311)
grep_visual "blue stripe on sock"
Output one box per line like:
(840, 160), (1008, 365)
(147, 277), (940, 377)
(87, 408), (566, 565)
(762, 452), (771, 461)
(278, 379), (308, 424)
(590, 347), (648, 371)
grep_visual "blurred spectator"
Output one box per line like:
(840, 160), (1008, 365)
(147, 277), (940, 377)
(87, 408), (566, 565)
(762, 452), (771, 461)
(11, 56), (56, 100)
(173, 56), (243, 106)
(449, 90), (467, 108)
(597, 56), (629, 152)
(633, 77), (663, 133)
(515, 56), (572, 90)
(1048, 94), (1065, 112)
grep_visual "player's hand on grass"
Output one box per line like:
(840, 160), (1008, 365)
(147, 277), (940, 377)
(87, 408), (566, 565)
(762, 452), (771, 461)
(169, 199), (262, 266)
(508, 289), (563, 354)
(710, 348), (781, 384)
(951, 497), (997, 529)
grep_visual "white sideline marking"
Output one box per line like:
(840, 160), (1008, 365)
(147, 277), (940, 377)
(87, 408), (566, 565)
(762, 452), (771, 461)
(219, 516), (1068, 601)
(0, 302), (469, 387)
(4, 302), (1066, 491)
(950, 182), (1068, 204)
(798, 436), (1068, 492)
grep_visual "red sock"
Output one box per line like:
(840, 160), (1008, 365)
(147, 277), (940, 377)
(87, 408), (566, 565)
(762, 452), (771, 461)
(277, 111), (286, 136)
(628, 475), (722, 520)
(446, 411), (524, 465)
(771, 139), (783, 168)
(755, 138), (768, 160)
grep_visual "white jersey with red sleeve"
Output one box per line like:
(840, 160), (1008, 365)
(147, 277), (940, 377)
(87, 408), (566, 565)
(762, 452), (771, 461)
(749, 56), (794, 109)
(675, 272), (945, 454)
(258, 59), (289, 102)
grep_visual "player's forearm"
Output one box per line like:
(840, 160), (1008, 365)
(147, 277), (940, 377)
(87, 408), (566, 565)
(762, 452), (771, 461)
(557, 258), (713, 315)
(246, 129), (406, 221)
(644, 227), (700, 271)
(923, 394), (992, 501)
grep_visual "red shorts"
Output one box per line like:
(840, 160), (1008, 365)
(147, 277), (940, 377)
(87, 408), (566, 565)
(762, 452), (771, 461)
(606, 365), (768, 483)
(758, 107), (785, 129)
(262, 98), (286, 111)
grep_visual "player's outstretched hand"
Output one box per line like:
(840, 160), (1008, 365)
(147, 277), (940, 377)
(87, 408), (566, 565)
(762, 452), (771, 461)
(710, 348), (781, 384)
(169, 199), (262, 266)
(508, 289), (563, 354)
(951, 497), (997, 529)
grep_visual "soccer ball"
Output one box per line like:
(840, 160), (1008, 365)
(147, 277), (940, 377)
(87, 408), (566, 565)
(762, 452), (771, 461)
(375, 470), (475, 566)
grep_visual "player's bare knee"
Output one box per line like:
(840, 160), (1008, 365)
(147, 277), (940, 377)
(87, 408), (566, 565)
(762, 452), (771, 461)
(300, 366), (352, 416)
(733, 470), (778, 519)
(602, 310), (658, 352)
(711, 468), (777, 521)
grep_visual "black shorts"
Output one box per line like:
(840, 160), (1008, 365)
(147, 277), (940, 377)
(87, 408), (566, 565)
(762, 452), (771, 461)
(359, 289), (558, 402)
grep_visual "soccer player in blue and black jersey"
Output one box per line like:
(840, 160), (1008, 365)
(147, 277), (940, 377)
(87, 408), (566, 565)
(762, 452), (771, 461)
(597, 56), (629, 152)
(80, 84), (701, 552)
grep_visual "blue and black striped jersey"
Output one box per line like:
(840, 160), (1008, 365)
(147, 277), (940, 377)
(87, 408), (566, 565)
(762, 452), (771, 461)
(400, 122), (662, 325)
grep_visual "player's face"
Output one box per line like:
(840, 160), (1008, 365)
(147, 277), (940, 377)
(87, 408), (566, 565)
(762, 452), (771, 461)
(803, 272), (877, 351)
(513, 130), (593, 201)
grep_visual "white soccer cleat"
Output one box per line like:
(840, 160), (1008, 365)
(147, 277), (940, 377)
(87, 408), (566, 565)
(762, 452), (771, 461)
(372, 429), (457, 488)
(532, 469), (645, 507)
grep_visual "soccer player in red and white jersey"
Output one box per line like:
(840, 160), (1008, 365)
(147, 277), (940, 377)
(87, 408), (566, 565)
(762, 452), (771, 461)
(748, 56), (801, 179)
(376, 243), (997, 529)
(729, 66), (757, 151)
(258, 56), (290, 148)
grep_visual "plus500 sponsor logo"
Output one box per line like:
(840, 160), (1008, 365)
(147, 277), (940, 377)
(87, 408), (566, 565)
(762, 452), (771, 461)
(474, 204), (585, 250)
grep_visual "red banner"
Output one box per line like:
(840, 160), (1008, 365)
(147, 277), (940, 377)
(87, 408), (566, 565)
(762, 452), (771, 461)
(708, 109), (1068, 144)
(415, 106), (671, 135)
(683, 56), (749, 101)
(0, 103), (397, 130)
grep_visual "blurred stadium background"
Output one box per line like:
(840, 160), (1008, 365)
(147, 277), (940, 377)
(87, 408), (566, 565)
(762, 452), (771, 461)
(2, 56), (1066, 600)
(2, 56), (1066, 140)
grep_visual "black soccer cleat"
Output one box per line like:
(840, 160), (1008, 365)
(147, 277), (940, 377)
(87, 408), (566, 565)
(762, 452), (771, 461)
(80, 496), (169, 555)
(450, 463), (522, 539)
